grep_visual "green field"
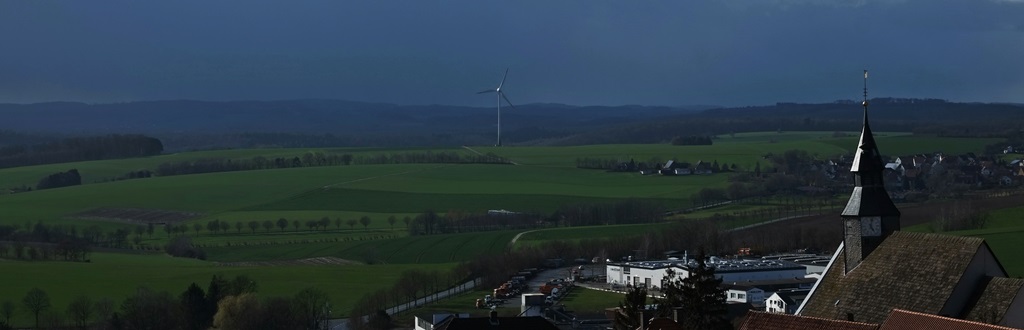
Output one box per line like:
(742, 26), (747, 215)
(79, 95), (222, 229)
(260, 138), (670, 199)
(203, 230), (518, 264)
(905, 205), (1024, 276)
(0, 252), (453, 322)
(0, 133), (1007, 323)
(0, 147), (471, 192)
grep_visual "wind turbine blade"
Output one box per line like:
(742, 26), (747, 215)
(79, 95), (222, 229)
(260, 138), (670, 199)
(497, 68), (509, 90)
(477, 89), (496, 94)
(500, 92), (517, 111)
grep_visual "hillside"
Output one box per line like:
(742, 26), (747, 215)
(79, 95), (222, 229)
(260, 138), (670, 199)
(0, 100), (697, 150)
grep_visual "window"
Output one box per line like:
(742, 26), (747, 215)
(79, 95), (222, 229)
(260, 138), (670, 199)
(623, 266), (630, 275)
(738, 293), (746, 300)
(730, 293), (736, 298)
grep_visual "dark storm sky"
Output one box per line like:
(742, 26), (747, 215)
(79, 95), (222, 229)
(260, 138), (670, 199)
(1, 0), (1023, 106)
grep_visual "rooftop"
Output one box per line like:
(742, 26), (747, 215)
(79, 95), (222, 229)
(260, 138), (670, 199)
(611, 257), (804, 273)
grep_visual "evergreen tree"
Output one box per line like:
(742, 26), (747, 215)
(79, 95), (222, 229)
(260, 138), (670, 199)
(181, 283), (210, 330)
(614, 285), (648, 330)
(658, 251), (730, 330)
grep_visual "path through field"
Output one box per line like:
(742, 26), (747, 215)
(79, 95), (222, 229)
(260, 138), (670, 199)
(508, 229), (539, 247)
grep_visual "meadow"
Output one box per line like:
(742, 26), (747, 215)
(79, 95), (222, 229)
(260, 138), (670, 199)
(0, 252), (454, 323)
(0, 132), (1006, 323)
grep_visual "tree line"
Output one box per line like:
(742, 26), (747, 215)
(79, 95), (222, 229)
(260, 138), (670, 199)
(0, 275), (330, 330)
(35, 169), (82, 190)
(0, 134), (163, 169)
(150, 151), (509, 177)
(670, 135), (713, 146)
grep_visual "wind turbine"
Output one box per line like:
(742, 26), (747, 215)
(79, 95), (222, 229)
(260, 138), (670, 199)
(477, 68), (517, 147)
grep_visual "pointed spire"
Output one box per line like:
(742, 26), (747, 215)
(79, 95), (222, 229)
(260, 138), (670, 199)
(850, 70), (883, 174)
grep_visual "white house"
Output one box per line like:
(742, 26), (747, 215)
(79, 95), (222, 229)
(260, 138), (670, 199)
(766, 289), (810, 314)
(725, 286), (766, 306)
(722, 277), (816, 307)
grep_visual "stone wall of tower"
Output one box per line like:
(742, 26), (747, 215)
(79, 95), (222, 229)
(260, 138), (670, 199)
(844, 218), (863, 273)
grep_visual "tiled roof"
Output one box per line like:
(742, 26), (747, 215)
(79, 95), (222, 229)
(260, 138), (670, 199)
(800, 232), (986, 323)
(738, 311), (879, 330)
(879, 309), (1019, 330)
(964, 277), (1024, 324)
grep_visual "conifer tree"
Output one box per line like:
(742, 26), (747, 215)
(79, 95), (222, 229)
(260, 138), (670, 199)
(614, 285), (648, 330)
(658, 250), (730, 330)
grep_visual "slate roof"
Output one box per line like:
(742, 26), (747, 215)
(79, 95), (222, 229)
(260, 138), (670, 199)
(841, 186), (901, 217)
(842, 107), (900, 218)
(799, 231), (989, 323)
(435, 316), (559, 330)
(964, 277), (1024, 324)
(879, 309), (1019, 330)
(738, 311), (879, 330)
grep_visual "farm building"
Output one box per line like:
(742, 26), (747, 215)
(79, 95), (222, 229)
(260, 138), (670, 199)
(605, 257), (807, 289)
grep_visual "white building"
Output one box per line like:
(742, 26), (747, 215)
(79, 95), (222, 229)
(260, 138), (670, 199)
(722, 277), (816, 307)
(606, 257), (806, 289)
(725, 286), (765, 306)
(766, 289), (809, 314)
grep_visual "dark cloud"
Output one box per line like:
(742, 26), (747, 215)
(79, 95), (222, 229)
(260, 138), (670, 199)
(0, 0), (1022, 106)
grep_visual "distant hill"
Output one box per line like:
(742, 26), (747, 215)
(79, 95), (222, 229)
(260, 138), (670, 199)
(549, 98), (1024, 145)
(1, 98), (1021, 149)
(0, 100), (700, 149)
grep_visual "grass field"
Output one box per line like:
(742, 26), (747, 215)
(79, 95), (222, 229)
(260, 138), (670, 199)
(203, 230), (519, 264)
(0, 147), (471, 192)
(516, 223), (677, 243)
(559, 287), (625, 315)
(0, 133), (1007, 324)
(0, 252), (454, 323)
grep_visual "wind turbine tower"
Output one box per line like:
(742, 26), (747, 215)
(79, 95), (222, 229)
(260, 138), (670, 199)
(477, 68), (517, 146)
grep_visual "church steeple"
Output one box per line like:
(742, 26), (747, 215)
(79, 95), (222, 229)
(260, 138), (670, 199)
(841, 70), (901, 273)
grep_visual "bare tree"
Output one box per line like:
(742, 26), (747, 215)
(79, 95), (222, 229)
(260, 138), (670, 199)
(93, 298), (114, 327)
(235, 222), (244, 233)
(346, 219), (357, 230)
(1, 300), (14, 325)
(388, 216), (397, 231)
(193, 223), (202, 236)
(22, 287), (50, 329)
(293, 288), (331, 330)
(334, 218), (342, 230)
(66, 295), (93, 329)
(277, 218), (288, 232)
(359, 216), (372, 230)
(248, 221), (259, 234)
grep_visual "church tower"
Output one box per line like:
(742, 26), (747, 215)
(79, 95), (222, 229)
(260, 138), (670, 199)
(841, 70), (901, 273)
